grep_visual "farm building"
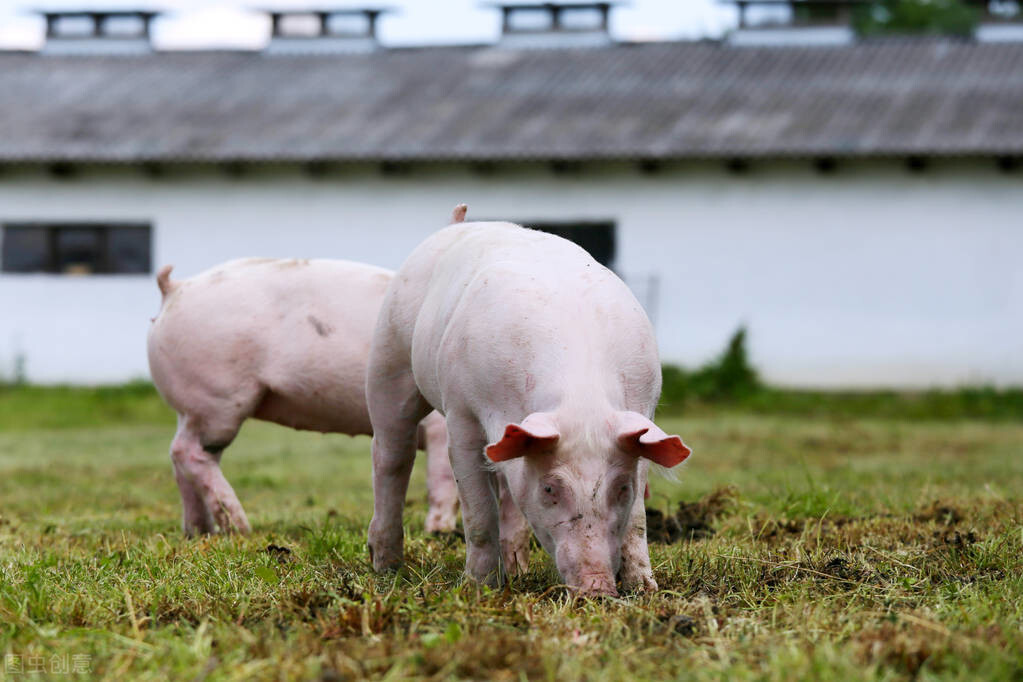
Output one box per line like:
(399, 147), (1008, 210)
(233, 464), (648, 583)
(0, 2), (1021, 387)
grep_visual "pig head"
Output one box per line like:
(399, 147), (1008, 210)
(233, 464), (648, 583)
(487, 410), (690, 595)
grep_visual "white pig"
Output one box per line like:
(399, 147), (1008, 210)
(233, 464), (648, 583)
(366, 216), (690, 596)
(147, 257), (459, 537)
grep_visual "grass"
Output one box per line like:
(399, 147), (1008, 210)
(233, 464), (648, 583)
(0, 382), (171, 432)
(0, 388), (1022, 680)
(3, 376), (1021, 433)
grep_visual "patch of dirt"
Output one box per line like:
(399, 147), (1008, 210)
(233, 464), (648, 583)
(647, 486), (738, 543)
(658, 612), (699, 637)
(933, 529), (977, 548)
(914, 501), (965, 526)
(752, 499), (984, 548)
(817, 556), (867, 582)
(266, 543), (294, 563)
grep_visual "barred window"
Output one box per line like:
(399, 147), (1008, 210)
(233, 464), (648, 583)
(1, 222), (152, 275)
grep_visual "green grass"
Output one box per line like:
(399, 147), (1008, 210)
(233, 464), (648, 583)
(0, 382), (172, 432)
(3, 379), (1021, 433)
(661, 386), (1023, 423)
(1, 390), (1022, 679)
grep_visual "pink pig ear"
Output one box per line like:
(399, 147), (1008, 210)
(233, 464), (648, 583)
(616, 412), (691, 468)
(485, 413), (560, 463)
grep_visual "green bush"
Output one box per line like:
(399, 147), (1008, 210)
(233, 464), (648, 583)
(661, 326), (761, 407)
(660, 326), (1023, 421)
(853, 0), (979, 37)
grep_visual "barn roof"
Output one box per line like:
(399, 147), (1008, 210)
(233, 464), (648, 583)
(0, 39), (1021, 163)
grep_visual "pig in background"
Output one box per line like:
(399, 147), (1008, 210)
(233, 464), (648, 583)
(147, 257), (458, 537)
(367, 212), (690, 597)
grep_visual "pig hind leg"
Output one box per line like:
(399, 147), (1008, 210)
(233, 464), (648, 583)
(419, 412), (459, 534)
(170, 415), (251, 535)
(367, 366), (433, 572)
(170, 434), (215, 536)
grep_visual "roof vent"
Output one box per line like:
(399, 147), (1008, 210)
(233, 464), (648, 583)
(725, 0), (859, 46)
(262, 8), (389, 53)
(493, 2), (618, 48)
(38, 10), (159, 55)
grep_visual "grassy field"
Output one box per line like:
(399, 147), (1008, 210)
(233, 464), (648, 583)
(1, 388), (1021, 680)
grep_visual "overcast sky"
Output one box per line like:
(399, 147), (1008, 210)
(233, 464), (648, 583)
(0, 0), (740, 49)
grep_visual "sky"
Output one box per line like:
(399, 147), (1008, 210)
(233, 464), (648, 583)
(0, 0), (740, 49)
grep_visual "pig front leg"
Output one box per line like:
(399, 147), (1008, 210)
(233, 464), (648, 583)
(447, 413), (503, 587)
(420, 412), (459, 534)
(498, 472), (531, 578)
(619, 465), (658, 593)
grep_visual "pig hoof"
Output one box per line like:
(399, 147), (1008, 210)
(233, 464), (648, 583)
(368, 519), (405, 571)
(501, 545), (530, 577)
(622, 572), (658, 594)
(425, 513), (458, 534)
(368, 543), (403, 573)
(224, 520), (252, 535)
(463, 569), (502, 589)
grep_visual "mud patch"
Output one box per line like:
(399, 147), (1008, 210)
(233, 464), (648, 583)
(914, 501), (965, 525)
(266, 543), (294, 563)
(659, 612), (699, 637)
(647, 486), (738, 543)
(818, 555), (866, 582)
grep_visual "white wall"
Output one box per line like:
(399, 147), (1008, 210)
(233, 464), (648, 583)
(1, 160), (1020, 387)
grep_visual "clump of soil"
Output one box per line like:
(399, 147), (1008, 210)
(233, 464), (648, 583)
(914, 501), (965, 526)
(659, 613), (699, 637)
(934, 528), (977, 548)
(818, 556), (866, 582)
(647, 486), (738, 543)
(266, 543), (293, 563)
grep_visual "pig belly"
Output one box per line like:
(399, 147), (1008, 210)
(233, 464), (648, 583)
(252, 379), (373, 435)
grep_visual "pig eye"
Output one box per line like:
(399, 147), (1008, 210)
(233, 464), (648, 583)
(613, 480), (633, 505)
(540, 481), (561, 507)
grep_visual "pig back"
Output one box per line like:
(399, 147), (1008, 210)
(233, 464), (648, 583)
(405, 223), (661, 419)
(148, 258), (393, 435)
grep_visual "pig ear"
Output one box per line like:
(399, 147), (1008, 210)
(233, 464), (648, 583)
(485, 413), (560, 463)
(616, 412), (691, 468)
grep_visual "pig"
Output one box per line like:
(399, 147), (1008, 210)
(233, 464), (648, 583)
(147, 257), (459, 537)
(366, 213), (691, 596)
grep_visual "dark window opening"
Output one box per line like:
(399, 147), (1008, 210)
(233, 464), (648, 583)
(1, 223), (152, 275)
(526, 221), (616, 270)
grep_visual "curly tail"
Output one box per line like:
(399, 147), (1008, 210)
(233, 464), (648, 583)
(451, 203), (468, 223)
(156, 264), (178, 299)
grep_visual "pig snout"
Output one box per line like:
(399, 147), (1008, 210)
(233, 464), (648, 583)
(558, 544), (620, 597)
(573, 572), (619, 597)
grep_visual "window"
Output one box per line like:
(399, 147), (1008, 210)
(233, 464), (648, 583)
(1, 222), (152, 275)
(526, 221), (616, 269)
